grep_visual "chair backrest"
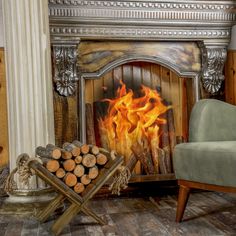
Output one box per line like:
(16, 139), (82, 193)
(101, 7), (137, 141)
(189, 99), (236, 142)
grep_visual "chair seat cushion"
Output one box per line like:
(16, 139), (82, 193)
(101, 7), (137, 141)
(173, 141), (236, 188)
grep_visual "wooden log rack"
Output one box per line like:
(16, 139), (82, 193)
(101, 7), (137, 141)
(27, 152), (123, 235)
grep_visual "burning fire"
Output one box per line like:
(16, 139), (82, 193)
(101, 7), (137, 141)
(98, 81), (169, 163)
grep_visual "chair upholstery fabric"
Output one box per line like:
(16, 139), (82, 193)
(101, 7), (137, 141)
(189, 99), (236, 142)
(173, 99), (236, 188)
(174, 141), (236, 187)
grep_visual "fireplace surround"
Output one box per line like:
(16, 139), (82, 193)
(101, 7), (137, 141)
(0, 0), (235, 199)
(49, 0), (236, 142)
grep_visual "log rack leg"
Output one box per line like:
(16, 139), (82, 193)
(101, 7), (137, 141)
(52, 203), (83, 236)
(176, 185), (190, 223)
(52, 202), (106, 236)
(37, 194), (66, 223)
(82, 205), (106, 225)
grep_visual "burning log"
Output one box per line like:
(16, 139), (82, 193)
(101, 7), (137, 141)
(148, 126), (160, 174)
(93, 101), (110, 149)
(157, 148), (169, 174)
(159, 106), (172, 174)
(86, 103), (96, 145)
(126, 154), (138, 173)
(131, 140), (155, 175)
(150, 146), (160, 174)
(167, 107), (176, 159)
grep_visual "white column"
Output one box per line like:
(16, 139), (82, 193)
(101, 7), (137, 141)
(2, 0), (55, 193)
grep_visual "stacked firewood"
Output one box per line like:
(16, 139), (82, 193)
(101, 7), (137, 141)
(35, 141), (108, 194)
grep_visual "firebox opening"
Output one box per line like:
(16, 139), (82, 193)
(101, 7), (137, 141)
(84, 61), (193, 176)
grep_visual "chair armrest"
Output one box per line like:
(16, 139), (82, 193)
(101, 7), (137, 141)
(189, 99), (236, 142)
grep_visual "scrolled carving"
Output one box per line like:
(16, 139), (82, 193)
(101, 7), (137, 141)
(53, 45), (79, 96)
(200, 45), (227, 94)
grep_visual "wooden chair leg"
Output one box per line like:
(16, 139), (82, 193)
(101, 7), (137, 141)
(176, 185), (190, 223)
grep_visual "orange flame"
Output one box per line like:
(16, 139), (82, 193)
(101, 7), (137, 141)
(98, 81), (168, 162)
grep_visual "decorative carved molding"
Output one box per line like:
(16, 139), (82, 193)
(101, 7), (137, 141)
(48, 1), (236, 94)
(49, 0), (234, 11)
(49, 0), (236, 43)
(50, 26), (231, 41)
(53, 45), (79, 96)
(200, 44), (227, 94)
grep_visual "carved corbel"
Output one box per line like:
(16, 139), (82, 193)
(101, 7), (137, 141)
(199, 43), (227, 94)
(52, 44), (79, 96)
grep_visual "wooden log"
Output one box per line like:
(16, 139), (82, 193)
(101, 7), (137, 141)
(157, 148), (168, 174)
(73, 182), (85, 194)
(82, 154), (96, 168)
(46, 160), (60, 173)
(36, 146), (50, 158)
(93, 101), (110, 149)
(63, 173), (77, 187)
(63, 159), (76, 172)
(126, 154), (138, 173)
(150, 146), (160, 174)
(88, 166), (99, 179)
(73, 164), (85, 177)
(93, 103), (101, 147)
(89, 145), (100, 155)
(61, 149), (72, 160)
(80, 144), (90, 155)
(131, 141), (155, 175)
(62, 142), (81, 157)
(80, 174), (91, 185)
(46, 144), (62, 159)
(56, 168), (66, 179)
(72, 140), (90, 155)
(74, 155), (82, 164)
(159, 107), (172, 173)
(86, 103), (96, 145)
(163, 147), (172, 173)
(36, 146), (61, 160)
(72, 140), (82, 147)
(167, 106), (176, 173)
(96, 153), (108, 166)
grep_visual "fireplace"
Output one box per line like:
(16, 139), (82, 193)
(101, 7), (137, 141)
(49, 0), (236, 180)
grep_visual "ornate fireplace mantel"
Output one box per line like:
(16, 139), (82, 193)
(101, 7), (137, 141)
(49, 0), (236, 95)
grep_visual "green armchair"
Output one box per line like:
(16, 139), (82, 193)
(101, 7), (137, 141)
(173, 99), (236, 222)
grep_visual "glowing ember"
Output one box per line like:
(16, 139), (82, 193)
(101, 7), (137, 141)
(98, 81), (169, 162)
